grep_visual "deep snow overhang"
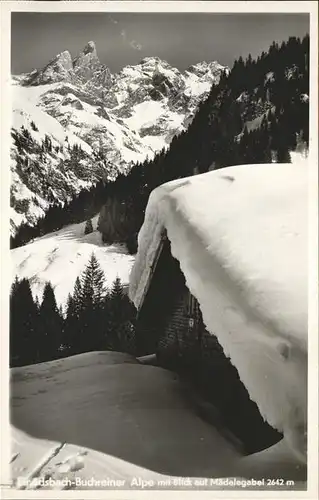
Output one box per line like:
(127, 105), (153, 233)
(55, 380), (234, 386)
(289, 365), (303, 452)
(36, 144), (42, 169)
(129, 162), (308, 463)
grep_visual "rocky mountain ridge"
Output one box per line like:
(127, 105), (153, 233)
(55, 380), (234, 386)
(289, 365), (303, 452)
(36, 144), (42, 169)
(11, 41), (227, 234)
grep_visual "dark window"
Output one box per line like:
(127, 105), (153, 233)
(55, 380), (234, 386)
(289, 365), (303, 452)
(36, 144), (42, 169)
(187, 293), (196, 317)
(187, 292), (202, 330)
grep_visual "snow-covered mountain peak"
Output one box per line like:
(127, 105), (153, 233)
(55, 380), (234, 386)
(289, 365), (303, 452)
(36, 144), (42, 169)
(72, 40), (101, 82)
(118, 56), (177, 79)
(11, 42), (228, 234)
(23, 41), (102, 88)
(57, 51), (73, 69)
(183, 60), (228, 99)
(81, 40), (97, 55)
(186, 60), (224, 74)
(140, 56), (162, 64)
(26, 50), (73, 86)
(184, 61), (228, 84)
(139, 56), (170, 69)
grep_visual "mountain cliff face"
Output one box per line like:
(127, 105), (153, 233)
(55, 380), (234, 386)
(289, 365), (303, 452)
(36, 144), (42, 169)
(11, 41), (227, 235)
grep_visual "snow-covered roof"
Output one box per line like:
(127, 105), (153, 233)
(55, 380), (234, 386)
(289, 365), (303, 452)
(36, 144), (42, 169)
(129, 162), (308, 463)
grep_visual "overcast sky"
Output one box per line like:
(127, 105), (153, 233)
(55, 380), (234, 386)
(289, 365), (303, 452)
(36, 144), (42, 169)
(11, 12), (309, 75)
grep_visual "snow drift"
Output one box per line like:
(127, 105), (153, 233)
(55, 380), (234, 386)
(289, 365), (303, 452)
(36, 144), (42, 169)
(129, 162), (308, 463)
(11, 352), (240, 486)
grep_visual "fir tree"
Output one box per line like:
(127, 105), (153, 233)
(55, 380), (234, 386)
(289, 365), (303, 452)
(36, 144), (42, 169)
(107, 278), (136, 352)
(63, 278), (83, 355)
(276, 145), (291, 163)
(38, 282), (63, 361)
(66, 254), (107, 353)
(84, 218), (93, 235)
(63, 293), (77, 355)
(73, 277), (83, 312)
(30, 121), (38, 132)
(10, 277), (40, 366)
(110, 276), (124, 301)
(80, 253), (106, 309)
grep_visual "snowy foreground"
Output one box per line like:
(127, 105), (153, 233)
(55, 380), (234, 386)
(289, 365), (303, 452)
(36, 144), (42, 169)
(129, 161), (308, 465)
(10, 352), (305, 491)
(11, 216), (135, 307)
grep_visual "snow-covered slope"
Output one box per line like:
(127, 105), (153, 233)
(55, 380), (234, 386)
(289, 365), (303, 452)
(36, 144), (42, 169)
(11, 83), (95, 232)
(11, 42), (227, 234)
(11, 216), (135, 307)
(10, 351), (305, 489)
(10, 351), (240, 487)
(129, 161), (308, 465)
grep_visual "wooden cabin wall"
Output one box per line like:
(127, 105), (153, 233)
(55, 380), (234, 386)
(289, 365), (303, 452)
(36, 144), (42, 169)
(135, 238), (220, 358)
(135, 238), (220, 357)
